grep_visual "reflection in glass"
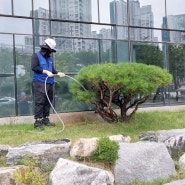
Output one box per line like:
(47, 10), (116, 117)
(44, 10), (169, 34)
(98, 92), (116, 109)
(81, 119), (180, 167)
(100, 0), (114, 24)
(130, 28), (162, 42)
(0, 0), (12, 15)
(167, 44), (185, 103)
(166, 0), (185, 20)
(117, 41), (128, 63)
(51, 22), (91, 38)
(33, 0), (49, 18)
(91, 0), (98, 22)
(54, 77), (93, 113)
(14, 0), (32, 17)
(34, 20), (50, 35)
(167, 14), (185, 31)
(131, 42), (164, 68)
(114, 0), (127, 25)
(54, 38), (99, 73)
(100, 40), (116, 63)
(52, 22), (116, 39)
(117, 26), (128, 40)
(50, 0), (92, 22)
(15, 35), (33, 116)
(0, 34), (13, 74)
(0, 17), (32, 34)
(130, 0), (165, 29)
(0, 77), (15, 117)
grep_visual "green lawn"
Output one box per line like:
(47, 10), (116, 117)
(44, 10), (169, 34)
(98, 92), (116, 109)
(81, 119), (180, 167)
(1, 110), (185, 146)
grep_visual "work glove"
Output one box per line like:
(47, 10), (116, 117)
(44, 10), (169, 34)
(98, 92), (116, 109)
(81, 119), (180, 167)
(57, 72), (65, 78)
(46, 71), (54, 77)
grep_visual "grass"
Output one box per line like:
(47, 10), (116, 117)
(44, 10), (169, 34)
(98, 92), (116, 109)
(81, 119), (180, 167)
(1, 110), (185, 146)
(1, 110), (185, 184)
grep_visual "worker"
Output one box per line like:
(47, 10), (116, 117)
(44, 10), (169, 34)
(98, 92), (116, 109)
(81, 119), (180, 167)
(31, 38), (65, 130)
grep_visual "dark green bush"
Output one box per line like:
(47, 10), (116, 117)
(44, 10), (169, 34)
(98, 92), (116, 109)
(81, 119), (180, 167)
(92, 137), (119, 165)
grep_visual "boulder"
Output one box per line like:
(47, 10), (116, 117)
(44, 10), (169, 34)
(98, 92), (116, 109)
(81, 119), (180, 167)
(49, 158), (114, 185)
(163, 135), (185, 159)
(164, 179), (185, 185)
(0, 165), (25, 185)
(6, 139), (71, 171)
(109, 134), (131, 143)
(70, 138), (98, 159)
(0, 145), (10, 157)
(114, 142), (176, 185)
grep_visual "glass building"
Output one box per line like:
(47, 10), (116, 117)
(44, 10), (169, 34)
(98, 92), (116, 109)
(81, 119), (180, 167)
(0, 0), (185, 117)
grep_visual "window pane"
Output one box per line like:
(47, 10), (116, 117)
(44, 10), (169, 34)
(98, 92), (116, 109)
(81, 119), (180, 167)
(0, 17), (32, 34)
(15, 35), (33, 116)
(129, 0), (165, 29)
(115, 0), (128, 25)
(33, 0), (49, 18)
(34, 20), (50, 35)
(167, 0), (185, 30)
(130, 28), (162, 42)
(167, 44), (185, 103)
(0, 77), (15, 117)
(99, 0), (115, 24)
(14, 0), (32, 17)
(131, 42), (164, 68)
(53, 38), (99, 72)
(51, 22), (92, 38)
(51, 0), (92, 22)
(117, 26), (128, 40)
(100, 40), (116, 63)
(91, 0), (98, 22)
(51, 22), (116, 39)
(0, 34), (14, 74)
(0, 0), (12, 15)
(117, 41), (128, 63)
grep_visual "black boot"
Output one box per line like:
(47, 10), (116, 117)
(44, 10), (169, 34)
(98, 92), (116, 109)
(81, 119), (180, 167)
(42, 117), (56, 127)
(34, 118), (44, 130)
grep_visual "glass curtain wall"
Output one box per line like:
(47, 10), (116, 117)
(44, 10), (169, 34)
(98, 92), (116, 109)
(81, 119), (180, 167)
(0, 0), (185, 117)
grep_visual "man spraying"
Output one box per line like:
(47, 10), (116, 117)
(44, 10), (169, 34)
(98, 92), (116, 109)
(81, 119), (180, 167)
(31, 38), (65, 130)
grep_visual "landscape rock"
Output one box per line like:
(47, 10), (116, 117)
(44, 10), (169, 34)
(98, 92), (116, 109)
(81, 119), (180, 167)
(49, 158), (114, 185)
(114, 142), (176, 185)
(0, 145), (10, 157)
(164, 179), (185, 185)
(163, 135), (185, 159)
(70, 138), (98, 159)
(157, 129), (185, 142)
(109, 134), (131, 143)
(6, 139), (71, 171)
(0, 165), (25, 185)
(138, 131), (158, 142)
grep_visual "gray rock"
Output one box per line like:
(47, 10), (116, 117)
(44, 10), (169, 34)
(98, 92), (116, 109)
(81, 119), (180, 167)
(157, 129), (185, 142)
(6, 140), (71, 171)
(114, 142), (176, 185)
(0, 165), (24, 185)
(0, 145), (10, 157)
(164, 179), (185, 185)
(49, 158), (114, 185)
(138, 131), (157, 142)
(164, 135), (185, 159)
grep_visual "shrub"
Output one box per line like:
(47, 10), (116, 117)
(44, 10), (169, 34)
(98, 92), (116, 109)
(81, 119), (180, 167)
(13, 155), (46, 185)
(92, 137), (119, 165)
(69, 63), (172, 122)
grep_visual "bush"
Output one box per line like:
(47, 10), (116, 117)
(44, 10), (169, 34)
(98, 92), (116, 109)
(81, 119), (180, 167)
(92, 137), (119, 165)
(69, 63), (172, 122)
(13, 155), (46, 185)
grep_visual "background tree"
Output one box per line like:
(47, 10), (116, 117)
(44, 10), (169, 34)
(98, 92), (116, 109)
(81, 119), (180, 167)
(69, 63), (172, 122)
